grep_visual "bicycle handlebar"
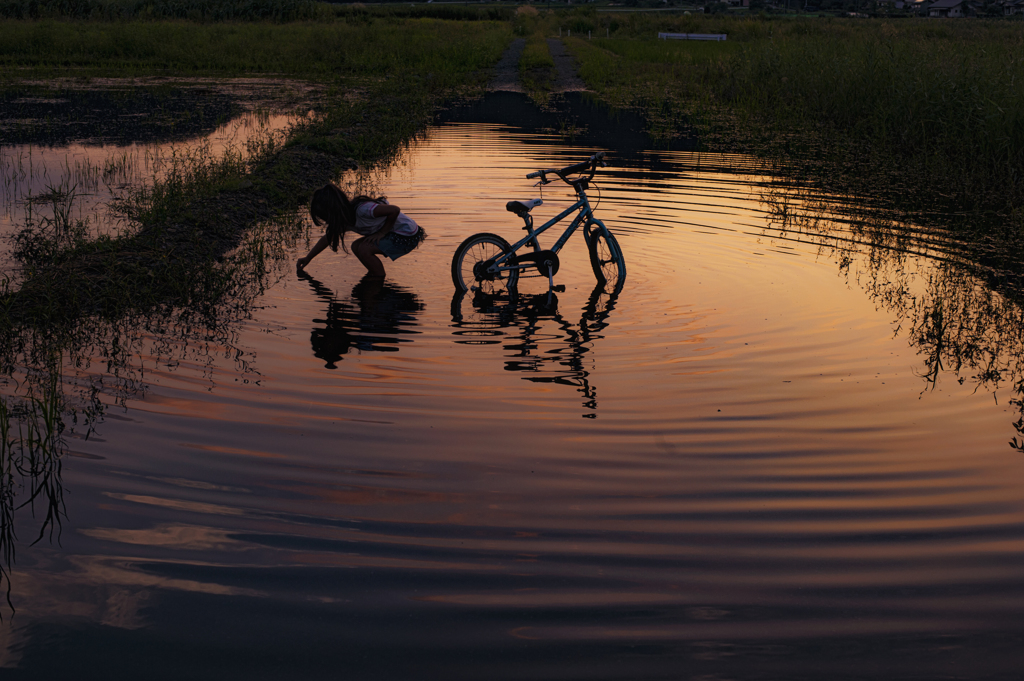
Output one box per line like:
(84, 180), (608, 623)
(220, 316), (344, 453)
(526, 152), (607, 184)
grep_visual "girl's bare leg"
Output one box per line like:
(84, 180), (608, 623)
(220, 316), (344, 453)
(352, 237), (386, 277)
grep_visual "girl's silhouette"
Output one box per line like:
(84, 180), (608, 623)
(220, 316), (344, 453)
(298, 183), (425, 277)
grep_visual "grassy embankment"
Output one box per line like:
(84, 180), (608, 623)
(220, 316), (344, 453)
(559, 13), (1024, 220)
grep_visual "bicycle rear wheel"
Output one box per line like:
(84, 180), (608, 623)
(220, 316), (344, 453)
(451, 233), (520, 294)
(586, 226), (626, 288)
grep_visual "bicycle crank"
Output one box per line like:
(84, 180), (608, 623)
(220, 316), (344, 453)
(513, 250), (560, 277)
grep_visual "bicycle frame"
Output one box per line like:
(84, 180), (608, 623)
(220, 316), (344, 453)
(486, 187), (603, 277)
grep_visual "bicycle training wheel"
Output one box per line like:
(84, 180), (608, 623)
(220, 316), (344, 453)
(587, 226), (626, 288)
(451, 233), (520, 294)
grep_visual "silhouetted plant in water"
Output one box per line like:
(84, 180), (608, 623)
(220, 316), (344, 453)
(0, 364), (67, 613)
(13, 183), (89, 266)
(0, 190), (310, 613)
(760, 180), (1024, 453)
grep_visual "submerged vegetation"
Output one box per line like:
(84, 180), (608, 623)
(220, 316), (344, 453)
(759, 179), (1024, 453)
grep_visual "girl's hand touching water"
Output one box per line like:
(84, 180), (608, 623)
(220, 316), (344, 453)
(302, 184), (422, 276)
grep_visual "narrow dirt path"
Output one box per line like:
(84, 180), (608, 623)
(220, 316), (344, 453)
(488, 38), (526, 92)
(546, 39), (587, 93)
(488, 37), (588, 94)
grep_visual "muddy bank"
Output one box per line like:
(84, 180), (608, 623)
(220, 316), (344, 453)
(3, 143), (344, 324)
(0, 84), (238, 147)
(0, 78), (318, 147)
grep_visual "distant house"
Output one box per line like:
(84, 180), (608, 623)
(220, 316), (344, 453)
(1005, 0), (1024, 14)
(928, 0), (964, 15)
(877, 0), (906, 8)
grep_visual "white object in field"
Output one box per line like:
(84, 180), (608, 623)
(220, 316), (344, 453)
(658, 32), (727, 41)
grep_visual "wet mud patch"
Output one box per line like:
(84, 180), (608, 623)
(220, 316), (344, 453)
(0, 77), (321, 147)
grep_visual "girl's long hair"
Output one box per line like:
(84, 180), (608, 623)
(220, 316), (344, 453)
(309, 184), (381, 254)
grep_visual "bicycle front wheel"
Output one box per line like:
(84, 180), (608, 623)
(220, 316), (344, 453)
(451, 233), (520, 294)
(587, 227), (626, 288)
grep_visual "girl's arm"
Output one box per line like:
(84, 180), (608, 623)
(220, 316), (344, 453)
(364, 204), (400, 245)
(297, 232), (332, 271)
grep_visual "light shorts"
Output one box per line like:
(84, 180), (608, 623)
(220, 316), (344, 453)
(376, 228), (425, 261)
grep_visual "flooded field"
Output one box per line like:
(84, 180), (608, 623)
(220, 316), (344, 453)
(0, 79), (312, 274)
(2, 92), (1023, 679)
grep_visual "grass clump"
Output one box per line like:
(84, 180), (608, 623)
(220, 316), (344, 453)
(519, 31), (555, 100)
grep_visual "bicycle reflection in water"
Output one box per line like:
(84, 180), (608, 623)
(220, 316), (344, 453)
(299, 272), (424, 369)
(450, 281), (622, 418)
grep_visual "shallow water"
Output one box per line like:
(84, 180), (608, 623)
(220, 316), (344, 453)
(1, 110), (296, 235)
(3, 100), (1024, 679)
(1, 81), (306, 276)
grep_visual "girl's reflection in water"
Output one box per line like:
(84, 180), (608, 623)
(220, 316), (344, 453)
(299, 272), (424, 369)
(451, 282), (621, 417)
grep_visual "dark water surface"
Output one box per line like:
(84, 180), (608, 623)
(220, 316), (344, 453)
(2, 97), (1024, 679)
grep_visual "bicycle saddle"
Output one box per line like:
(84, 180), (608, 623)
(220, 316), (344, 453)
(506, 199), (543, 215)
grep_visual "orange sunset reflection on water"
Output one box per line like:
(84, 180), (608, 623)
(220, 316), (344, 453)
(3, 113), (1024, 678)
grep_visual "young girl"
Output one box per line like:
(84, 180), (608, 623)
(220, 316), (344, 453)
(297, 183), (425, 277)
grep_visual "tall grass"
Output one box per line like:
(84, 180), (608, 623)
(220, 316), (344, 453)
(0, 0), (514, 22)
(0, 16), (512, 80)
(566, 16), (1024, 213)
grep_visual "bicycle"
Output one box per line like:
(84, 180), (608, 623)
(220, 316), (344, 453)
(450, 152), (626, 294)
